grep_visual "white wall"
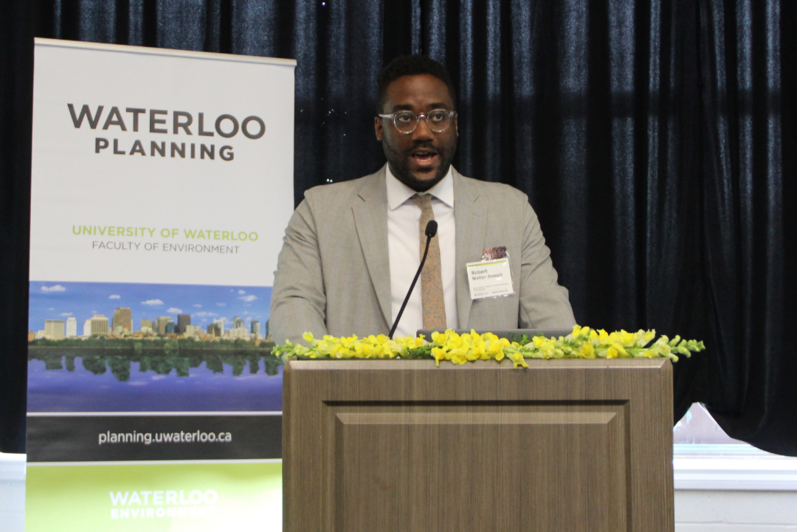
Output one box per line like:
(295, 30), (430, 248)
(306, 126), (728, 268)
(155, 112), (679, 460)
(673, 444), (797, 531)
(0, 453), (25, 532)
(676, 490), (797, 531)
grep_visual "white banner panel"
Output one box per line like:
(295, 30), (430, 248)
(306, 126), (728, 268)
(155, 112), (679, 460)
(27, 39), (294, 532)
(30, 39), (295, 287)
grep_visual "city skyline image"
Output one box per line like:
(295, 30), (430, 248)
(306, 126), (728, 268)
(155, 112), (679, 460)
(27, 280), (280, 413)
(28, 281), (272, 338)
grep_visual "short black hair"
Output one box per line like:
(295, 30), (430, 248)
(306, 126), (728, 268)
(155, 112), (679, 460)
(376, 55), (457, 114)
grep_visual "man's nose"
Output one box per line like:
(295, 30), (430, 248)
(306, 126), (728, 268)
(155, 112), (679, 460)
(412, 115), (434, 141)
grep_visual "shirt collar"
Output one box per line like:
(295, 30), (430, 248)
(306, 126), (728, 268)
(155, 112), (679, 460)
(385, 164), (455, 211)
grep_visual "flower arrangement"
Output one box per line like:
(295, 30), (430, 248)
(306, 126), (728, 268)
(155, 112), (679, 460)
(272, 325), (705, 368)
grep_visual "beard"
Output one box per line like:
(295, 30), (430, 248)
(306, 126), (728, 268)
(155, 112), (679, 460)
(382, 137), (457, 192)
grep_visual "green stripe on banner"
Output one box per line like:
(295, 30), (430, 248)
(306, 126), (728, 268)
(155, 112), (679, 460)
(26, 461), (282, 532)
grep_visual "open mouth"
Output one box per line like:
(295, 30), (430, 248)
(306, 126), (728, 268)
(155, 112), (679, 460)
(411, 149), (438, 166)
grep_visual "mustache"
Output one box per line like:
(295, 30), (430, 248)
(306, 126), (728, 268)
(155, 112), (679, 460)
(404, 140), (440, 155)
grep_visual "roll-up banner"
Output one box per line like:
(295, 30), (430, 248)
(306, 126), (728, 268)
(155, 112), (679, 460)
(26, 38), (295, 531)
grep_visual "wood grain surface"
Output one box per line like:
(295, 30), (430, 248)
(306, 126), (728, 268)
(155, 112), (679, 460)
(283, 359), (673, 531)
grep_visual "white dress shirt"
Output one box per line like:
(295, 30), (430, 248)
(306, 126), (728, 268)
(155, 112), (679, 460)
(386, 165), (458, 338)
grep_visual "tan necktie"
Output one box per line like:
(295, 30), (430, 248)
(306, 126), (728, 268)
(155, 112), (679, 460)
(411, 194), (447, 330)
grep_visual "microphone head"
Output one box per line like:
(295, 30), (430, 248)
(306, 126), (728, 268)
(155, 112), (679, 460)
(425, 220), (438, 238)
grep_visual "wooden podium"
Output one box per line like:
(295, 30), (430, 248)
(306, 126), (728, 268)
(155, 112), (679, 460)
(283, 359), (673, 531)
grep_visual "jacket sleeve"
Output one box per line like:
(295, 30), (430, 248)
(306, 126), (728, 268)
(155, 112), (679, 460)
(517, 196), (578, 329)
(270, 196), (329, 345)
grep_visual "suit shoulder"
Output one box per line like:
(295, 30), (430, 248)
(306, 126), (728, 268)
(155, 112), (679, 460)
(303, 173), (381, 203)
(456, 174), (530, 202)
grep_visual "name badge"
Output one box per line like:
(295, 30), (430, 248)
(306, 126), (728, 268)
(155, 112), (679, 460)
(466, 258), (514, 300)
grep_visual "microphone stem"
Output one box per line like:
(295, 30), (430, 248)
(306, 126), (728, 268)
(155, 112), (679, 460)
(389, 234), (433, 339)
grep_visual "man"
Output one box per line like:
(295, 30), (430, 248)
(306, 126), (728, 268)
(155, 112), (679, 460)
(270, 55), (575, 345)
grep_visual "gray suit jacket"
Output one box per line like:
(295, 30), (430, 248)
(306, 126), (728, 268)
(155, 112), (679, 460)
(270, 166), (575, 344)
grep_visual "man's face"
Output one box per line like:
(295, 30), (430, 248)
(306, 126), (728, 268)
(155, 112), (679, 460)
(375, 74), (458, 192)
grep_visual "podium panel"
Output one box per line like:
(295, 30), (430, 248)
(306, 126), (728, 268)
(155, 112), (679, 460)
(284, 359), (673, 531)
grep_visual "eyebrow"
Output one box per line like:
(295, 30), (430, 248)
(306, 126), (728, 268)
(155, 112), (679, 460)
(391, 102), (451, 112)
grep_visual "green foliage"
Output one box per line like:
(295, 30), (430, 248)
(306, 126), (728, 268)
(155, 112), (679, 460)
(107, 356), (131, 382)
(81, 355), (107, 375)
(28, 345), (284, 382)
(264, 355), (282, 376)
(402, 345), (435, 359)
(28, 335), (276, 353)
(507, 333), (530, 345)
(44, 357), (64, 370)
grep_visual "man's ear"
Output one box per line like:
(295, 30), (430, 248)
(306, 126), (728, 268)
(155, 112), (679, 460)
(454, 114), (459, 137)
(375, 116), (384, 141)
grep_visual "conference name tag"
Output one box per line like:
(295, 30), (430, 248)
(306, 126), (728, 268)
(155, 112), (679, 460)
(466, 259), (514, 300)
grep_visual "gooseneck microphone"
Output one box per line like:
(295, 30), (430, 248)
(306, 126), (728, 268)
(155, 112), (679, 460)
(389, 220), (438, 339)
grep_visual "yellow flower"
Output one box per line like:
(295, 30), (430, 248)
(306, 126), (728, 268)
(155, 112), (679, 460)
(639, 329), (656, 346)
(617, 330), (635, 346)
(571, 325), (591, 339)
(293, 344), (309, 357)
(472, 343), (488, 360)
(354, 343), (371, 358)
(484, 341), (504, 361)
(331, 343), (347, 359)
(509, 352), (528, 369)
(450, 349), (468, 365)
(531, 336), (557, 358)
(445, 333), (463, 350)
(279, 327), (700, 366)
(379, 343), (395, 358)
(481, 332), (499, 343)
(578, 342), (595, 359)
(316, 340), (332, 356)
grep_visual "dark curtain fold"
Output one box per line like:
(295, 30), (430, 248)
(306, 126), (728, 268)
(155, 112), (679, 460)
(1, 0), (794, 454)
(697, 0), (794, 454)
(0, 0), (35, 455)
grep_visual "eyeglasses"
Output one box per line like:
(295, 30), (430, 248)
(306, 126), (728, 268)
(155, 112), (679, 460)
(378, 109), (457, 134)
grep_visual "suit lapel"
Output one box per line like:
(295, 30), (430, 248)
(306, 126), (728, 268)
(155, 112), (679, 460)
(453, 170), (486, 328)
(352, 168), (393, 328)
